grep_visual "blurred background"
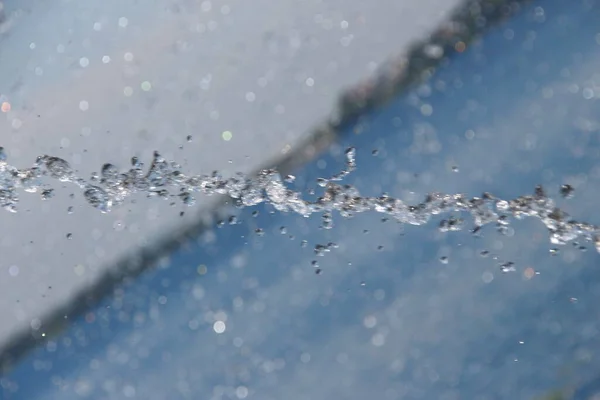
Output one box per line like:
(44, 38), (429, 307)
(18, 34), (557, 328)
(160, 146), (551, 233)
(2, 0), (600, 399)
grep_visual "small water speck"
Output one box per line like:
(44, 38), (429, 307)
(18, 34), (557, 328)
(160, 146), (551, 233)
(66, 233), (72, 240)
(284, 175), (295, 183)
(41, 189), (54, 200)
(186, 135), (192, 142)
(314, 244), (330, 256)
(439, 256), (449, 264)
(560, 184), (574, 199)
(500, 262), (516, 273)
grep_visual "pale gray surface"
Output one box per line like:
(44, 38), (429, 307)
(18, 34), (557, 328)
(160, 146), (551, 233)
(0, 1), (460, 349)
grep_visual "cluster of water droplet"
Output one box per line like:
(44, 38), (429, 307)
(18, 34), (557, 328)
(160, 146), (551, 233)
(0, 146), (597, 257)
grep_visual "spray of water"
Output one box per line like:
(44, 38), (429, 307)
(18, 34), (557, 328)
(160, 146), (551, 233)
(0, 146), (597, 257)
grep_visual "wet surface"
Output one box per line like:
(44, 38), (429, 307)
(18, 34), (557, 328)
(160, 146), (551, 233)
(4, 0), (600, 399)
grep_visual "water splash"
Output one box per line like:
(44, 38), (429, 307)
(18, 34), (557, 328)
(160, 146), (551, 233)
(0, 146), (598, 254)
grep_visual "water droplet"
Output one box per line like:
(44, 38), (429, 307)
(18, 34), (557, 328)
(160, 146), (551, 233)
(371, 149), (379, 156)
(284, 175), (296, 183)
(255, 228), (264, 236)
(311, 260), (319, 268)
(321, 212), (333, 229)
(560, 184), (574, 199)
(314, 244), (330, 256)
(67, 206), (74, 214)
(480, 250), (489, 257)
(180, 192), (195, 206)
(42, 156), (74, 182)
(83, 186), (111, 213)
(279, 226), (287, 235)
(41, 189), (54, 200)
(186, 135), (193, 142)
(101, 163), (119, 182)
(316, 178), (328, 187)
(252, 211), (259, 218)
(301, 240), (308, 248)
(439, 216), (463, 232)
(451, 165), (459, 172)
(534, 185), (546, 198)
(66, 233), (72, 240)
(496, 200), (509, 211)
(549, 248), (559, 256)
(500, 262), (516, 273)
(497, 224), (515, 237)
(315, 268), (322, 275)
(439, 256), (449, 264)
(360, 281), (366, 286)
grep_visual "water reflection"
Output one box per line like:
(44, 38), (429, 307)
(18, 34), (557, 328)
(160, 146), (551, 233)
(5, 0), (600, 399)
